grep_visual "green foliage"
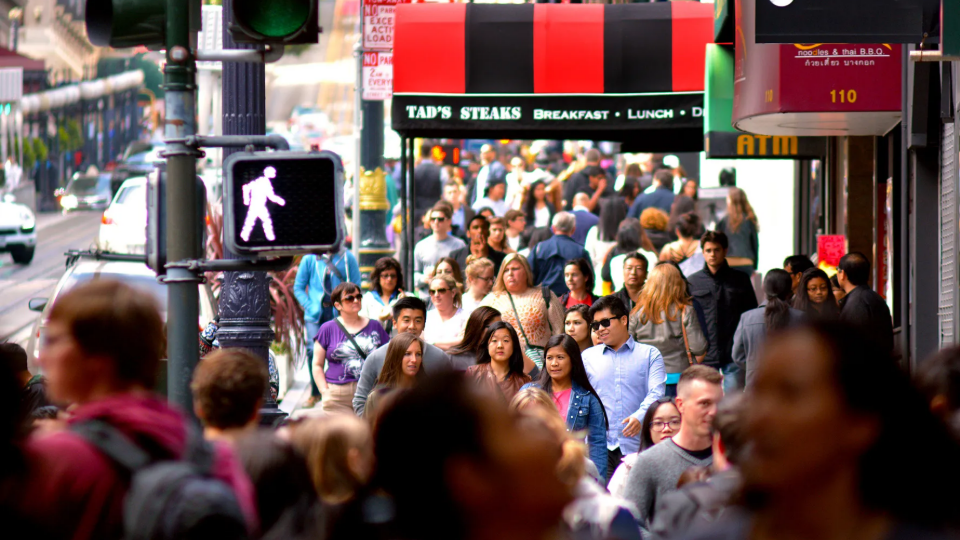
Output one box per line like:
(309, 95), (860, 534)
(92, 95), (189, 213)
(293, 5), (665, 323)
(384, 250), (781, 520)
(62, 119), (83, 152)
(22, 138), (35, 167)
(32, 138), (48, 163)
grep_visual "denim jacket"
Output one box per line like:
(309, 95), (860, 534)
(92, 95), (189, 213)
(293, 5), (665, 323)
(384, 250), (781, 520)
(522, 381), (608, 479)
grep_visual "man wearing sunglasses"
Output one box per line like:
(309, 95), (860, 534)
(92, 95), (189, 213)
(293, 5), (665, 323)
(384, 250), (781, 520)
(582, 296), (665, 481)
(414, 202), (466, 295)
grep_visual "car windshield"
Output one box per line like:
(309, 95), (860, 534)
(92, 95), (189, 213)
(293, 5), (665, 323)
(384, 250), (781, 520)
(66, 176), (109, 195)
(115, 184), (145, 205)
(126, 149), (163, 165)
(59, 270), (167, 312)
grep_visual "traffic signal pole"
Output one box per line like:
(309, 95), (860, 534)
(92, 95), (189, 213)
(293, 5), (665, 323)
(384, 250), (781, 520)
(217, 0), (286, 425)
(164, 0), (201, 414)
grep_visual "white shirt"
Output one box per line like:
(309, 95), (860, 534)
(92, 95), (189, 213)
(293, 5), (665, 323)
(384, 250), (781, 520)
(424, 307), (468, 345)
(472, 197), (509, 217)
(533, 205), (551, 228)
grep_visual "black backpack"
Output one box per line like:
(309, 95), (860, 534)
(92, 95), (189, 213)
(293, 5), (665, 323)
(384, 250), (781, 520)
(70, 419), (249, 540)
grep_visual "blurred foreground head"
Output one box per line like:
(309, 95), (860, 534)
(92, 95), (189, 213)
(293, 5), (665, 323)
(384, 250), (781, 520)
(372, 371), (572, 540)
(42, 280), (164, 405)
(744, 322), (960, 528)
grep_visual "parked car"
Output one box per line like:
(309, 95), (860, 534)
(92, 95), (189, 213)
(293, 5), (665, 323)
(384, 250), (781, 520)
(0, 193), (37, 264)
(60, 172), (113, 213)
(99, 176), (147, 254)
(24, 253), (218, 370)
(110, 143), (164, 195)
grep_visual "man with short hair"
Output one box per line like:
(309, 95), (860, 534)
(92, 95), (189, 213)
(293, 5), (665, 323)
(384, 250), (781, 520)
(20, 280), (257, 538)
(415, 143), (443, 222)
(529, 212), (591, 295)
(688, 231), (758, 388)
(0, 342), (49, 417)
(650, 394), (744, 539)
(583, 296), (666, 480)
(623, 365), (724, 535)
(837, 252), (894, 352)
(472, 177), (509, 217)
(470, 144), (506, 208)
(563, 148), (606, 210)
(614, 252), (649, 313)
(570, 192), (599, 246)
(504, 208), (527, 252)
(581, 165), (610, 213)
(414, 202), (467, 293)
(449, 214), (506, 276)
(443, 180), (474, 240)
(629, 169), (675, 218)
(353, 297), (453, 415)
(783, 254), (815, 294)
(191, 348), (268, 443)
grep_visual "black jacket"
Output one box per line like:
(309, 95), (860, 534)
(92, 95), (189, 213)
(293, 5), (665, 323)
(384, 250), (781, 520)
(613, 287), (638, 313)
(688, 262), (758, 368)
(840, 285), (894, 353)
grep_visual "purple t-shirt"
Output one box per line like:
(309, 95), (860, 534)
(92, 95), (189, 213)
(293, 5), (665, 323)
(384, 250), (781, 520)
(315, 319), (388, 384)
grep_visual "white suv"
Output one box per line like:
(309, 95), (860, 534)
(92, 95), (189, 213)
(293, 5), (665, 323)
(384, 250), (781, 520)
(0, 193), (37, 264)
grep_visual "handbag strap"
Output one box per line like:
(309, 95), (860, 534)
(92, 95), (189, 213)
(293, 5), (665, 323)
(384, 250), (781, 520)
(335, 318), (369, 361)
(679, 304), (694, 365)
(540, 286), (553, 335)
(506, 291), (535, 347)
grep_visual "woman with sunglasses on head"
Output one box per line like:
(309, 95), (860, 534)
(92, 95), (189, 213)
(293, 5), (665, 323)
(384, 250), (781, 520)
(608, 397), (681, 498)
(565, 304), (594, 352)
(360, 257), (405, 334)
(423, 275), (468, 352)
(313, 282), (389, 414)
(446, 306), (502, 371)
(793, 267), (840, 320)
(629, 263), (707, 397)
(462, 258), (496, 314)
(467, 321), (532, 402)
(521, 334), (609, 479)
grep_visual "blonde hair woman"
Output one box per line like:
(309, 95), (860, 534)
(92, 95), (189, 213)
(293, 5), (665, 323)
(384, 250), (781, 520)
(423, 274), (468, 351)
(289, 416), (373, 504)
(480, 253), (565, 375)
(629, 262), (708, 396)
(718, 186), (760, 274)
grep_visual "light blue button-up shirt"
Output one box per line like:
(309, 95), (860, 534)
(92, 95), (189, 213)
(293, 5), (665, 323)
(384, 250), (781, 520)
(583, 337), (666, 454)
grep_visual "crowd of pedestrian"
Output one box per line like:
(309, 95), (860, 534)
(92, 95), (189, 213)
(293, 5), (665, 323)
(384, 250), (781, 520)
(3, 146), (952, 540)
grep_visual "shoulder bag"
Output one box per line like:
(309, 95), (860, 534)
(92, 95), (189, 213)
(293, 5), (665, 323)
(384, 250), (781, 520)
(335, 318), (369, 362)
(679, 305), (702, 365)
(507, 289), (550, 369)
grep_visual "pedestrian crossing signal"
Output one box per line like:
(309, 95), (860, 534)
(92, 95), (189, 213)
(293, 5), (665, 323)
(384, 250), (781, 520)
(223, 151), (345, 256)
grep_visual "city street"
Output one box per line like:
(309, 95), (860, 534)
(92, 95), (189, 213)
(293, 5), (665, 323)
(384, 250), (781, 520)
(0, 211), (102, 346)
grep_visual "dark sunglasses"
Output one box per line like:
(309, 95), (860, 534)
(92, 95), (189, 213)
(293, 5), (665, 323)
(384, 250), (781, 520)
(429, 287), (450, 296)
(430, 216), (447, 222)
(590, 317), (618, 331)
(340, 294), (362, 303)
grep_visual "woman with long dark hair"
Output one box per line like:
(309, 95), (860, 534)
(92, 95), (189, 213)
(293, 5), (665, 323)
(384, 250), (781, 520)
(360, 257), (405, 333)
(520, 334), (609, 479)
(376, 333), (426, 389)
(701, 322), (960, 539)
(732, 269), (804, 388)
(718, 186), (760, 274)
(793, 267), (841, 320)
(608, 397), (681, 497)
(564, 304), (593, 352)
(446, 306), (501, 370)
(522, 180), (555, 229)
(466, 321), (532, 402)
(558, 258), (598, 308)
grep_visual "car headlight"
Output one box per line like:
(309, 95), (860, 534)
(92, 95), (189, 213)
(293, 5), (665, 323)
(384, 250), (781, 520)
(60, 194), (78, 210)
(19, 207), (35, 231)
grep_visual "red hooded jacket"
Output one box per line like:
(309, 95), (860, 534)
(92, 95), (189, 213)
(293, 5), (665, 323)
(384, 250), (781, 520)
(19, 393), (258, 540)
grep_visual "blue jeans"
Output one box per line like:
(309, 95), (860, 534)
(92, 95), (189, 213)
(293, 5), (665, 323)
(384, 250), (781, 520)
(722, 363), (743, 394)
(305, 320), (321, 397)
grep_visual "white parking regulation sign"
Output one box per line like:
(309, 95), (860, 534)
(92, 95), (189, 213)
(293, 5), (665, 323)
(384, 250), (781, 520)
(363, 0), (408, 51)
(362, 51), (393, 101)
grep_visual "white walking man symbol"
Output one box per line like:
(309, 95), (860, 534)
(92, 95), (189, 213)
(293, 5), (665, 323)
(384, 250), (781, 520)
(240, 166), (286, 242)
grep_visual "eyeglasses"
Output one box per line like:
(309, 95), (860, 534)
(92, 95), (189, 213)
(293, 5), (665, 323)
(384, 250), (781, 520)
(380, 273), (398, 280)
(340, 294), (362, 303)
(650, 419), (681, 432)
(429, 288), (450, 296)
(475, 276), (495, 283)
(590, 317), (618, 331)
(430, 216), (447, 222)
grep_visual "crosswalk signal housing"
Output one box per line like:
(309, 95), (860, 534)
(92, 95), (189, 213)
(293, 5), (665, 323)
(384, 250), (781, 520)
(223, 151), (345, 256)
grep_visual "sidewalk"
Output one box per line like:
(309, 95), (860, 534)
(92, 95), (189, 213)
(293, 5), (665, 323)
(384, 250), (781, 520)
(279, 360), (326, 419)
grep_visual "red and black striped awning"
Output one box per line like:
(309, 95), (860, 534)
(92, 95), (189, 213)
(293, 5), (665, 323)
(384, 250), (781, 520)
(391, 2), (713, 152)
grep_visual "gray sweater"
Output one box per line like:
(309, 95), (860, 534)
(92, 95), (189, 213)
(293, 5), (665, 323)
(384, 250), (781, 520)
(352, 341), (451, 416)
(622, 438), (713, 537)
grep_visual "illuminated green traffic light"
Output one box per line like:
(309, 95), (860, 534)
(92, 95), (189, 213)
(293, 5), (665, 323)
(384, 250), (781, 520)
(230, 0), (318, 44)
